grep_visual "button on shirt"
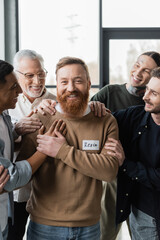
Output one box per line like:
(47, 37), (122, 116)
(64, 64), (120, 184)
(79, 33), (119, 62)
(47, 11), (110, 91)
(114, 105), (160, 236)
(133, 116), (160, 218)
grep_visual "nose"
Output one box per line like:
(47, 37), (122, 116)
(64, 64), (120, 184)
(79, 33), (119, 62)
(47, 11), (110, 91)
(32, 75), (41, 84)
(135, 68), (143, 77)
(67, 81), (75, 92)
(143, 89), (149, 101)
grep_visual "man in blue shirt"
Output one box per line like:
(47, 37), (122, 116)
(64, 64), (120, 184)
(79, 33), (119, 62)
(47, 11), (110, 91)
(105, 66), (160, 240)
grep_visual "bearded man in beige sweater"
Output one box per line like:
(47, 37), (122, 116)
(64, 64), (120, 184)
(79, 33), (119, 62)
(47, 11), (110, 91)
(17, 56), (119, 240)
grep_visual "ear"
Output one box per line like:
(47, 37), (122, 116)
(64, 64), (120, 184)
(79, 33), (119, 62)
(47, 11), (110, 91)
(88, 79), (91, 90)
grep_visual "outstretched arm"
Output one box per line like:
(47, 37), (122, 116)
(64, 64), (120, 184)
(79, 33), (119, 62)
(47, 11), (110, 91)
(35, 99), (57, 115)
(14, 111), (42, 135)
(1, 120), (66, 192)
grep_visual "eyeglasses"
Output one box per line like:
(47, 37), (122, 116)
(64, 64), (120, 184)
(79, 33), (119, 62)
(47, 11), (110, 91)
(16, 69), (48, 80)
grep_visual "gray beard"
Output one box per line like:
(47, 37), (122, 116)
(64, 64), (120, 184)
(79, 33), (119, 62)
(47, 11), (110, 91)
(127, 85), (146, 97)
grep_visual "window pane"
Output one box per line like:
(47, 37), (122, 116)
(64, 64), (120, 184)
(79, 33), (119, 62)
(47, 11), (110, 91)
(19, 0), (99, 90)
(102, 0), (160, 27)
(109, 40), (160, 84)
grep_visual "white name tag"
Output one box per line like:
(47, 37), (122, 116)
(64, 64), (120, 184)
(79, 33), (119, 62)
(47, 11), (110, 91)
(82, 140), (99, 150)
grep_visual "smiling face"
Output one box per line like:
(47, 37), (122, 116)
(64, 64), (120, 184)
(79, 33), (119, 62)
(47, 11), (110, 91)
(130, 55), (158, 87)
(56, 63), (91, 117)
(143, 77), (160, 114)
(0, 72), (22, 113)
(15, 58), (46, 103)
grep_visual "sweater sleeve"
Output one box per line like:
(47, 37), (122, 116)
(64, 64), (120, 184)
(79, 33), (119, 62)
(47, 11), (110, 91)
(56, 117), (119, 182)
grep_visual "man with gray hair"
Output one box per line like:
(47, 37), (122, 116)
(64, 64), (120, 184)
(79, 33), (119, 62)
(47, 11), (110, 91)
(8, 49), (56, 240)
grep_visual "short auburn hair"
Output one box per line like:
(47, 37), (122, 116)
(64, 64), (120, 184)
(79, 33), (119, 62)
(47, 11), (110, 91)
(55, 56), (90, 81)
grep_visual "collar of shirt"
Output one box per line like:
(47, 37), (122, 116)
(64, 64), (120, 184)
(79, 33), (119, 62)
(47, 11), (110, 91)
(127, 85), (146, 97)
(139, 111), (150, 128)
(21, 88), (46, 104)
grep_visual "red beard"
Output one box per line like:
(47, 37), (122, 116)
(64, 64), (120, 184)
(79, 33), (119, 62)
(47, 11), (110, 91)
(57, 89), (89, 116)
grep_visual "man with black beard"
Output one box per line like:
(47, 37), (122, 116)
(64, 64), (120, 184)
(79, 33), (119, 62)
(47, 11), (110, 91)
(17, 56), (119, 240)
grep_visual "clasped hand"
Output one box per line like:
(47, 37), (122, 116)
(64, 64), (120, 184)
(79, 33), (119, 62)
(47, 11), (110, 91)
(104, 138), (125, 166)
(37, 119), (67, 158)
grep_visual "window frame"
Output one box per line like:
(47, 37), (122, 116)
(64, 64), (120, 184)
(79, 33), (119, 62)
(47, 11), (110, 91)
(4, 0), (19, 63)
(4, 1), (160, 90)
(100, 28), (160, 88)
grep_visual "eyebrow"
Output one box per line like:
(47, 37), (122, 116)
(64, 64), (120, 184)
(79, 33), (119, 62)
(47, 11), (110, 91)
(137, 61), (151, 70)
(146, 86), (159, 94)
(60, 77), (68, 80)
(151, 89), (159, 94)
(60, 76), (83, 80)
(25, 71), (44, 74)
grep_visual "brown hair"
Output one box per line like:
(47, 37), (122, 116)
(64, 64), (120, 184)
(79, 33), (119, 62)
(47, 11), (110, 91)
(151, 67), (160, 79)
(55, 56), (90, 81)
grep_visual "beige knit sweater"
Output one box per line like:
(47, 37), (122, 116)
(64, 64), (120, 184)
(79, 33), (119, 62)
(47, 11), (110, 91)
(17, 109), (119, 227)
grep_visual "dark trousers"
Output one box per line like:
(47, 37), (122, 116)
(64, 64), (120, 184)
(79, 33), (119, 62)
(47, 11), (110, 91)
(7, 202), (29, 240)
